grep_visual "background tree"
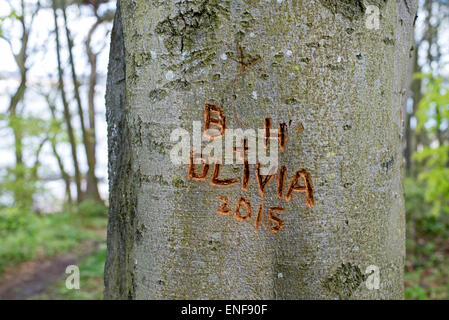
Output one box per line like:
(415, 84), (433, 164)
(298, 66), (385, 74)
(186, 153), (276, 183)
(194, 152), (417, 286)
(405, 0), (449, 174)
(0, 0), (113, 299)
(0, 0), (113, 207)
(52, 0), (83, 203)
(0, 0), (40, 208)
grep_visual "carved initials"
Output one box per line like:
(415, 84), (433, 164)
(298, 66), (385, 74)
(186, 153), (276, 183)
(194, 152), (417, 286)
(204, 104), (226, 140)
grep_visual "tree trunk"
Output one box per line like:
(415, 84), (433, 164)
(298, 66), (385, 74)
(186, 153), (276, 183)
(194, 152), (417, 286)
(85, 16), (103, 202)
(53, 0), (83, 203)
(8, 0), (29, 207)
(47, 98), (73, 204)
(105, 0), (416, 299)
(61, 0), (102, 202)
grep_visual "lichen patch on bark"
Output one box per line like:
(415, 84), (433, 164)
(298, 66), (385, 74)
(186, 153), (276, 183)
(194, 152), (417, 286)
(319, 0), (388, 20)
(324, 263), (367, 299)
(155, 0), (226, 54)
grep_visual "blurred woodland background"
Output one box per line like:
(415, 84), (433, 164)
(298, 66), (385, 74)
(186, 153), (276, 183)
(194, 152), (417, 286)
(0, 0), (448, 299)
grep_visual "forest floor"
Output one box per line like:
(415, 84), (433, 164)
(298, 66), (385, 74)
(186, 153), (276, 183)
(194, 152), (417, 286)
(0, 205), (108, 300)
(404, 236), (449, 299)
(1, 211), (448, 299)
(0, 240), (104, 299)
(3, 238), (449, 300)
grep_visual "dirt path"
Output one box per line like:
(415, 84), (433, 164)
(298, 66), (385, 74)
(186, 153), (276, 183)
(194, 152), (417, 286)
(0, 241), (102, 300)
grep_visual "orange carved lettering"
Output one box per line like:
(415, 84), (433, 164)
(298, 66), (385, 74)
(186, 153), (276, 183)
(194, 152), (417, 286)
(187, 152), (209, 181)
(285, 169), (314, 208)
(210, 163), (240, 187)
(204, 104), (226, 140)
(268, 207), (285, 234)
(277, 165), (287, 199)
(234, 197), (252, 222)
(217, 195), (232, 216)
(255, 162), (275, 196)
(233, 139), (250, 191)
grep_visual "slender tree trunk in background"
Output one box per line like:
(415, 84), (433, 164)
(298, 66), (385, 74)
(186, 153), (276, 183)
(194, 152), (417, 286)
(85, 17), (103, 202)
(406, 0), (439, 173)
(61, 0), (102, 202)
(8, 0), (30, 206)
(9, 60), (26, 169)
(423, 0), (444, 148)
(47, 99), (73, 204)
(105, 0), (416, 299)
(405, 36), (420, 174)
(51, 140), (73, 204)
(30, 138), (47, 180)
(9, 61), (26, 206)
(53, 0), (83, 203)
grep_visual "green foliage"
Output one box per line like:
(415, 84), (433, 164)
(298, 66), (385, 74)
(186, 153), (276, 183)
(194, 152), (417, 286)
(0, 110), (70, 209)
(405, 285), (429, 300)
(0, 206), (36, 233)
(405, 177), (449, 237)
(405, 264), (449, 300)
(0, 9), (19, 37)
(405, 176), (449, 300)
(0, 164), (41, 209)
(34, 245), (107, 300)
(415, 73), (449, 134)
(414, 146), (449, 216)
(0, 206), (106, 276)
(48, 115), (70, 144)
(76, 199), (108, 218)
(413, 73), (449, 217)
(5, 114), (49, 138)
(0, 112), (55, 209)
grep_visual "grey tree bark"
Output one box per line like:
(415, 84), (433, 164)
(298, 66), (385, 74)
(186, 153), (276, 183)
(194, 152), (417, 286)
(105, 0), (417, 299)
